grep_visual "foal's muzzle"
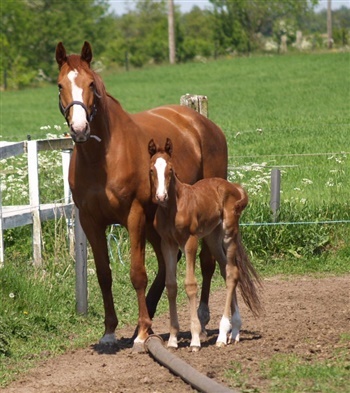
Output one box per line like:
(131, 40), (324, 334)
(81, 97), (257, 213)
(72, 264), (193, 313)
(156, 192), (168, 205)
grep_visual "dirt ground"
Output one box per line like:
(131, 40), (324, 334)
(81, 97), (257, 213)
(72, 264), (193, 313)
(2, 275), (349, 393)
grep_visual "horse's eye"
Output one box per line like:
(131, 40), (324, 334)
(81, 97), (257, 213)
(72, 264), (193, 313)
(58, 84), (63, 91)
(89, 82), (94, 90)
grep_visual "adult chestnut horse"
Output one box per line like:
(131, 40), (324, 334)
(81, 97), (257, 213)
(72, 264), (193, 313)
(55, 41), (227, 351)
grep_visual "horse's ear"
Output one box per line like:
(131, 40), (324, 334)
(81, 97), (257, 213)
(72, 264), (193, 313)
(165, 138), (173, 156)
(56, 42), (67, 69)
(148, 139), (157, 157)
(81, 41), (93, 66)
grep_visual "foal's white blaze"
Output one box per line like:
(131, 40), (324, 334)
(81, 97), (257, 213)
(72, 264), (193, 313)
(154, 157), (168, 202)
(67, 70), (88, 132)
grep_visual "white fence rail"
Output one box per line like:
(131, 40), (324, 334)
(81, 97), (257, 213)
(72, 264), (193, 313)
(0, 138), (76, 266)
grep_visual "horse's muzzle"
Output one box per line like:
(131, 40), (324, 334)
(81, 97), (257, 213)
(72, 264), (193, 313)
(70, 123), (90, 143)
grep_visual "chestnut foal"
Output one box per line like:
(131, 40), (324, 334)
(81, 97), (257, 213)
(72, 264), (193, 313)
(149, 138), (261, 351)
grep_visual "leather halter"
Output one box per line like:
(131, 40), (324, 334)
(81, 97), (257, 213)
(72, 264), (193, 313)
(58, 89), (100, 125)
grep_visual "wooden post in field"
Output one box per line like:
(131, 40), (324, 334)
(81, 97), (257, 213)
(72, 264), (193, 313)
(270, 169), (281, 222)
(27, 141), (42, 266)
(75, 206), (88, 315)
(180, 94), (208, 118)
(168, 0), (176, 64)
(61, 149), (74, 255)
(0, 193), (4, 267)
(327, 0), (333, 49)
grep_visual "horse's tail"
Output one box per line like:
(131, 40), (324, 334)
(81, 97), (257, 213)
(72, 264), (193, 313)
(236, 233), (263, 317)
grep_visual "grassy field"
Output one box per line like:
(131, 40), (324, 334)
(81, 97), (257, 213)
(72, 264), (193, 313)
(0, 51), (349, 390)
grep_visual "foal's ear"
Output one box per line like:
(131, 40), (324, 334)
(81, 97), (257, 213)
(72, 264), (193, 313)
(165, 138), (173, 156)
(148, 139), (157, 157)
(81, 41), (93, 66)
(55, 42), (67, 69)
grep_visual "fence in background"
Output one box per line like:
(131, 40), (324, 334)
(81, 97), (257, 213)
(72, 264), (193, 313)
(0, 138), (76, 267)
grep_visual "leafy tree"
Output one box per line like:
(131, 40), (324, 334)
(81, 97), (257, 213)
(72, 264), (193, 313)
(208, 0), (319, 53)
(1, 0), (114, 89)
(178, 7), (215, 60)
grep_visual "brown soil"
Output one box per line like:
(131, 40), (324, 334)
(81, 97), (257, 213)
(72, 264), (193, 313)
(2, 275), (349, 393)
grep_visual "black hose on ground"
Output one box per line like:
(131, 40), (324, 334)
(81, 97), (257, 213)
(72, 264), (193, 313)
(144, 335), (240, 393)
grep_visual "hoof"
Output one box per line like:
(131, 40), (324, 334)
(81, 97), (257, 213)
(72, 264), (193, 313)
(167, 342), (178, 349)
(132, 341), (146, 354)
(190, 345), (201, 352)
(200, 329), (208, 340)
(216, 341), (226, 348)
(99, 333), (118, 346)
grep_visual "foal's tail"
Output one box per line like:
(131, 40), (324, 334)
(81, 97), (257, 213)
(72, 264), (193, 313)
(236, 234), (263, 317)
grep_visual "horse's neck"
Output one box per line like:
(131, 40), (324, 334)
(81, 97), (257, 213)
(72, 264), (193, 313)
(168, 175), (189, 212)
(75, 96), (130, 162)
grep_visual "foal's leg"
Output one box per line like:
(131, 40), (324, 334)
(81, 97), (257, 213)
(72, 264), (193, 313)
(217, 236), (240, 347)
(229, 289), (242, 343)
(162, 240), (181, 348)
(184, 236), (202, 351)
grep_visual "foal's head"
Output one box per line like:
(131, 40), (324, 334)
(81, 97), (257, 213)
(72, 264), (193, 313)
(55, 41), (104, 143)
(148, 138), (174, 205)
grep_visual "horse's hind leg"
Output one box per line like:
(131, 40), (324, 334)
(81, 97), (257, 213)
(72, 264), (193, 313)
(145, 224), (166, 320)
(216, 235), (240, 347)
(197, 240), (215, 336)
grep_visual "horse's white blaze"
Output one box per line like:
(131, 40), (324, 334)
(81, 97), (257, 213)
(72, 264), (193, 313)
(154, 157), (167, 201)
(67, 70), (88, 131)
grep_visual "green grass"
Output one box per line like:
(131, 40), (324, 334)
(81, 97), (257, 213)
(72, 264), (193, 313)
(225, 343), (350, 393)
(0, 51), (349, 388)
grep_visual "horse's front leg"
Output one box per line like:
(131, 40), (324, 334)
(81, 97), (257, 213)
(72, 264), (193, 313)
(80, 216), (118, 345)
(128, 206), (152, 352)
(161, 239), (180, 349)
(184, 235), (201, 351)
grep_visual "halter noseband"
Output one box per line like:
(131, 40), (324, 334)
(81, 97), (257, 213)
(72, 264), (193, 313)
(58, 89), (101, 124)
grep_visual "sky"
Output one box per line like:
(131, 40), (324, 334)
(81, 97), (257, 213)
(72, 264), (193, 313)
(108, 0), (350, 15)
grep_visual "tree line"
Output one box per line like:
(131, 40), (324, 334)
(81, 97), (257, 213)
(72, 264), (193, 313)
(1, 0), (349, 89)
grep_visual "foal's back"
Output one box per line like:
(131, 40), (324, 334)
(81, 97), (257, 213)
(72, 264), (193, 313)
(176, 177), (248, 236)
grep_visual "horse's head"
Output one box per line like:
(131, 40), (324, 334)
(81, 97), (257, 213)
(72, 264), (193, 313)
(55, 41), (101, 143)
(148, 138), (174, 205)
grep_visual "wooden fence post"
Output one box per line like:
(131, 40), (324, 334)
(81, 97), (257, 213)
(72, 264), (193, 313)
(270, 169), (281, 222)
(27, 140), (42, 266)
(0, 192), (4, 267)
(61, 149), (74, 255)
(180, 94), (208, 118)
(74, 206), (88, 315)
